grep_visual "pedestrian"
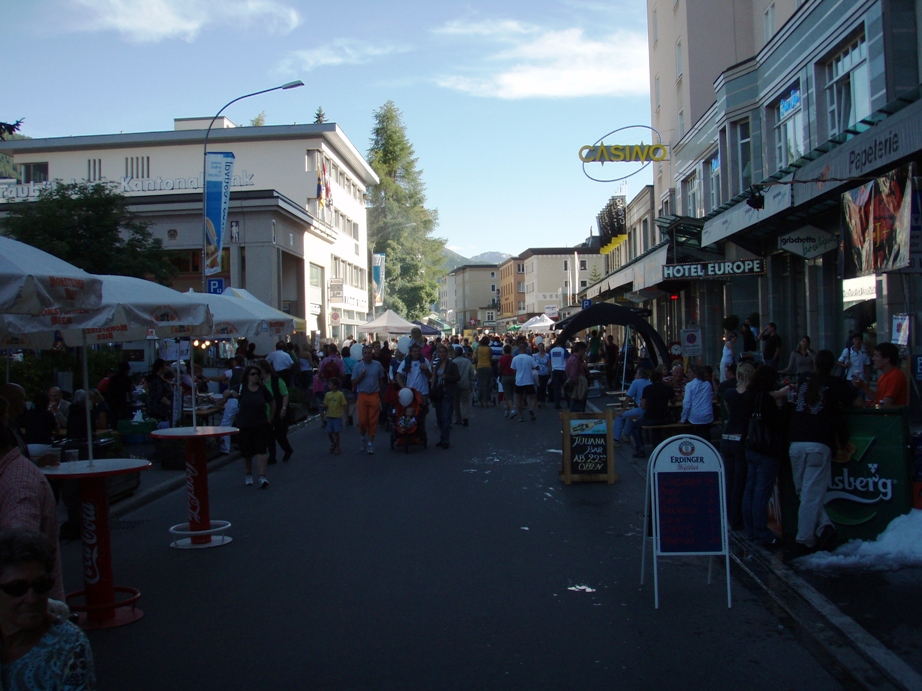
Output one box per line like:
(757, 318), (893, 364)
(549, 338), (569, 409)
(788, 350), (862, 551)
(430, 344), (460, 448)
(265, 342), (295, 387)
(564, 342), (590, 413)
(474, 336), (493, 408)
(396, 343), (432, 429)
(720, 332), (737, 382)
(740, 320), (758, 354)
(780, 335), (816, 382)
(225, 365), (274, 488)
(759, 322), (782, 368)
(742, 365), (785, 547)
(341, 345), (358, 426)
(257, 359), (293, 464)
(604, 335), (619, 390)
(632, 368), (674, 458)
(720, 361), (755, 530)
(854, 342), (908, 407)
(145, 359), (173, 428)
(218, 356), (246, 454)
(680, 365), (714, 439)
(351, 345), (386, 454)
(587, 329), (602, 364)
(533, 342), (550, 408)
(510, 342), (539, 422)
(322, 378), (348, 455)
(498, 345), (516, 418)
(612, 368), (651, 447)
(451, 346), (474, 427)
(837, 334), (870, 383)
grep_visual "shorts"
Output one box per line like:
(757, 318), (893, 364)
(326, 417), (343, 433)
(515, 384), (536, 396)
(238, 423), (271, 458)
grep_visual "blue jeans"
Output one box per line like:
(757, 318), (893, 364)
(568, 397), (586, 413)
(612, 407), (643, 441)
(742, 449), (779, 543)
(434, 395), (454, 444)
(720, 439), (747, 527)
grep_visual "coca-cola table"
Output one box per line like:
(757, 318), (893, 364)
(149, 426), (237, 549)
(41, 457), (151, 630)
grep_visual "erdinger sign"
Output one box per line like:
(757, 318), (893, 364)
(662, 258), (765, 280)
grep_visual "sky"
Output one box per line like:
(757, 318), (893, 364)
(5, 0), (653, 259)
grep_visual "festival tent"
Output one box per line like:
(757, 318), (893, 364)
(221, 286), (306, 333)
(190, 291), (295, 353)
(411, 320), (440, 336)
(359, 310), (415, 334)
(520, 314), (556, 331)
(0, 236), (104, 315)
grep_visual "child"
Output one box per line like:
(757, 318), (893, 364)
(322, 377), (347, 454)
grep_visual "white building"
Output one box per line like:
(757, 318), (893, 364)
(440, 264), (499, 331)
(521, 247), (604, 315)
(0, 117), (379, 342)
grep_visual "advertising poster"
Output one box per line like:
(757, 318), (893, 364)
(893, 314), (910, 347)
(372, 253), (386, 307)
(840, 163), (913, 278)
(204, 151), (235, 276)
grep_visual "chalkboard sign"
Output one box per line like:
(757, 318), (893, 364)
(655, 472), (723, 553)
(560, 410), (618, 485)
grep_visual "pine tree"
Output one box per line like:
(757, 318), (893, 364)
(366, 101), (444, 320)
(313, 107), (327, 124)
(249, 111), (266, 127)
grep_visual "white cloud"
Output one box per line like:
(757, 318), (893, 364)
(433, 19), (538, 38)
(278, 39), (411, 73)
(70, 0), (301, 43)
(435, 26), (649, 99)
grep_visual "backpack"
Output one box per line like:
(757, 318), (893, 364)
(321, 358), (340, 382)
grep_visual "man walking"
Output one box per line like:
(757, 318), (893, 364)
(451, 346), (474, 427)
(549, 339), (569, 409)
(510, 341), (539, 422)
(351, 345), (386, 454)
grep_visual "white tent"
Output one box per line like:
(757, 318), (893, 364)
(221, 287), (306, 333)
(520, 314), (556, 331)
(2, 275), (214, 349)
(0, 236), (104, 315)
(192, 291), (295, 353)
(359, 310), (416, 334)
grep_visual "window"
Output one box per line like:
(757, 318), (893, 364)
(563, 260), (568, 271)
(580, 280), (588, 289)
(490, 284), (496, 292)
(654, 76), (661, 110)
(87, 158), (102, 182)
(517, 301), (525, 312)
(486, 311), (495, 322)
(675, 40), (682, 79)
(736, 120), (752, 193)
(516, 263), (525, 273)
(125, 156), (149, 178)
(683, 172), (699, 217)
(517, 282), (525, 292)
(579, 259), (587, 271)
(652, 7), (658, 44)
(775, 86), (804, 169)
(678, 110), (685, 138)
(709, 154), (721, 210)
(643, 218), (652, 249)
(490, 271), (495, 278)
(826, 34), (870, 138)
(19, 162), (48, 184)
(763, 3), (775, 44)
(310, 264), (322, 287)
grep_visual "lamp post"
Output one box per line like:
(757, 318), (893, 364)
(200, 80), (304, 292)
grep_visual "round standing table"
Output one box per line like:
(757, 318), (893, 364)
(149, 426), (238, 549)
(41, 458), (151, 630)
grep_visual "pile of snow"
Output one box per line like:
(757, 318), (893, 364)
(795, 509), (922, 574)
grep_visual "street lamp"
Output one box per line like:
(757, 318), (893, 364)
(200, 80), (304, 292)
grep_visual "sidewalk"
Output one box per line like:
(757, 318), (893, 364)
(587, 389), (922, 691)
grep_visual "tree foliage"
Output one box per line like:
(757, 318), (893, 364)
(249, 111), (266, 127)
(1, 181), (176, 283)
(366, 101), (444, 320)
(313, 107), (327, 124)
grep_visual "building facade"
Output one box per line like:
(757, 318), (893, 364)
(439, 264), (499, 332)
(0, 117), (378, 342)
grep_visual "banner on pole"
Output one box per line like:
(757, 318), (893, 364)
(372, 253), (386, 307)
(204, 151), (235, 276)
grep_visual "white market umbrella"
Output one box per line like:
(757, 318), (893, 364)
(360, 309), (415, 334)
(1, 276), (214, 460)
(191, 291), (295, 348)
(520, 314), (556, 331)
(0, 236), (104, 316)
(221, 286), (306, 333)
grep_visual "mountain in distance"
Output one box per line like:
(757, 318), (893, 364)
(442, 248), (511, 272)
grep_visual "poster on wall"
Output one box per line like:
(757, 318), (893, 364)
(840, 163), (913, 278)
(892, 314), (910, 347)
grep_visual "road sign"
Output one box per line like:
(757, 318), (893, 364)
(680, 328), (702, 356)
(206, 278), (224, 295)
(581, 299), (592, 310)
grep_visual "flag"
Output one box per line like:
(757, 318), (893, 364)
(316, 164), (325, 209)
(204, 151), (235, 276)
(323, 160), (333, 208)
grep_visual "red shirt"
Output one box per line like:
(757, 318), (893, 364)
(873, 367), (908, 405)
(499, 354), (514, 376)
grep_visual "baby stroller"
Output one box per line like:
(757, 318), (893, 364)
(389, 387), (428, 452)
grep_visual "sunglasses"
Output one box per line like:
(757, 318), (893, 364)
(248, 372), (261, 377)
(0, 575), (54, 597)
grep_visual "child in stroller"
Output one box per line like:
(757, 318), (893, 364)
(389, 387), (428, 451)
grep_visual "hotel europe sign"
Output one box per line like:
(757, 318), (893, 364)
(662, 259), (765, 280)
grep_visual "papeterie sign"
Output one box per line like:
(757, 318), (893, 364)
(662, 258), (765, 280)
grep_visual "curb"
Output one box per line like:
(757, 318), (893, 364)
(110, 415), (320, 519)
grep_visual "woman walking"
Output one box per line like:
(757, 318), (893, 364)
(430, 344), (460, 449)
(225, 365), (274, 488)
(475, 336), (493, 407)
(533, 342), (551, 408)
(780, 335), (816, 381)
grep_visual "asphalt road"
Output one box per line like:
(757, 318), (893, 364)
(60, 403), (843, 690)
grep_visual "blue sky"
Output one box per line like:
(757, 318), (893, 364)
(6, 0), (652, 258)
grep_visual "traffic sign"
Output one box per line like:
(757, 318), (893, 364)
(581, 299), (592, 310)
(206, 278), (224, 295)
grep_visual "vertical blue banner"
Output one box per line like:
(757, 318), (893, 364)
(204, 151), (235, 276)
(372, 253), (385, 307)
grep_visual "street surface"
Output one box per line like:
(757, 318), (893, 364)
(61, 403), (844, 690)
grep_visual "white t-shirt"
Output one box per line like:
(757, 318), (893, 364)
(549, 346), (568, 371)
(839, 346), (870, 380)
(397, 357), (431, 394)
(511, 353), (537, 386)
(265, 349), (294, 373)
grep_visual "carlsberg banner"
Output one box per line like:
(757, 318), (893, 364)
(204, 152), (235, 276)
